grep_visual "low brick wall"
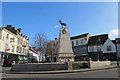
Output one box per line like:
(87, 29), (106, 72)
(90, 61), (111, 68)
(72, 61), (88, 69)
(12, 62), (69, 71)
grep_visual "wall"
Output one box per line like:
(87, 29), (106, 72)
(90, 61), (111, 68)
(17, 34), (29, 56)
(12, 63), (68, 71)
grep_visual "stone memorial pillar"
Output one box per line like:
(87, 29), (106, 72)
(58, 28), (74, 62)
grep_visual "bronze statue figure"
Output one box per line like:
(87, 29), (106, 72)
(59, 20), (67, 27)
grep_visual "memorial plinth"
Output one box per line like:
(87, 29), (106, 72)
(58, 28), (75, 62)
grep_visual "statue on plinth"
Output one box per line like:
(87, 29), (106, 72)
(58, 20), (74, 62)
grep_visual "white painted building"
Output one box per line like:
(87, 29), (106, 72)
(0, 25), (29, 66)
(101, 39), (116, 53)
(70, 33), (90, 61)
(29, 46), (39, 63)
(88, 34), (117, 61)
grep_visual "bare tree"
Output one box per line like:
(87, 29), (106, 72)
(33, 32), (49, 62)
(45, 42), (53, 61)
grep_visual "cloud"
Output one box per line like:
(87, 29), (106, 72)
(109, 29), (119, 39)
(55, 25), (59, 28)
(109, 29), (118, 36)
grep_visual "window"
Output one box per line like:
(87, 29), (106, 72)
(53, 42), (55, 46)
(21, 39), (22, 44)
(84, 37), (87, 40)
(6, 34), (9, 39)
(56, 48), (58, 53)
(25, 49), (26, 54)
(81, 39), (84, 44)
(27, 50), (29, 54)
(107, 45), (112, 51)
(17, 38), (19, 43)
(56, 41), (58, 45)
(16, 46), (19, 53)
(23, 48), (24, 53)
(96, 38), (101, 43)
(90, 46), (94, 52)
(10, 37), (14, 42)
(11, 46), (14, 52)
(53, 49), (56, 53)
(76, 40), (79, 46)
(72, 41), (74, 46)
(97, 46), (101, 52)
(20, 47), (22, 53)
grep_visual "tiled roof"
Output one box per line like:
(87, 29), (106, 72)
(70, 33), (89, 40)
(88, 34), (108, 45)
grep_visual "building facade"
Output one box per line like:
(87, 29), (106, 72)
(88, 34), (109, 61)
(101, 39), (116, 61)
(45, 38), (58, 62)
(0, 25), (29, 66)
(70, 33), (90, 61)
(29, 46), (39, 63)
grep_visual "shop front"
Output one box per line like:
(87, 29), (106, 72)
(18, 55), (28, 63)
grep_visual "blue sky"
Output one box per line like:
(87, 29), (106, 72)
(2, 2), (118, 44)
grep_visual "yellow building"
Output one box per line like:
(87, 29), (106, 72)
(0, 25), (29, 66)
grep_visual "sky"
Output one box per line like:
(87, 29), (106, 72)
(2, 2), (118, 45)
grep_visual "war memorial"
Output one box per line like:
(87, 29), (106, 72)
(11, 20), (111, 71)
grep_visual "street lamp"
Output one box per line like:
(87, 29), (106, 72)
(116, 38), (119, 66)
(85, 45), (90, 68)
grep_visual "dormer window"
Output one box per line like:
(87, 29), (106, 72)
(96, 38), (101, 43)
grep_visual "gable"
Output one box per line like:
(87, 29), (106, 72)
(101, 39), (116, 53)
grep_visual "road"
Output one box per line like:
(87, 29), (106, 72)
(1, 68), (119, 78)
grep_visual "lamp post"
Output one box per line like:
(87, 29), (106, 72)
(116, 39), (119, 66)
(86, 45), (90, 68)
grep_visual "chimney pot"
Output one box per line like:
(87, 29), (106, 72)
(55, 37), (58, 40)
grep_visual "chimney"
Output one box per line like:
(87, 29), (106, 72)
(16, 30), (19, 34)
(12, 27), (15, 29)
(7, 25), (12, 28)
(17, 28), (22, 33)
(55, 37), (58, 40)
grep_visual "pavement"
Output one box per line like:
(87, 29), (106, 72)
(2, 64), (119, 74)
